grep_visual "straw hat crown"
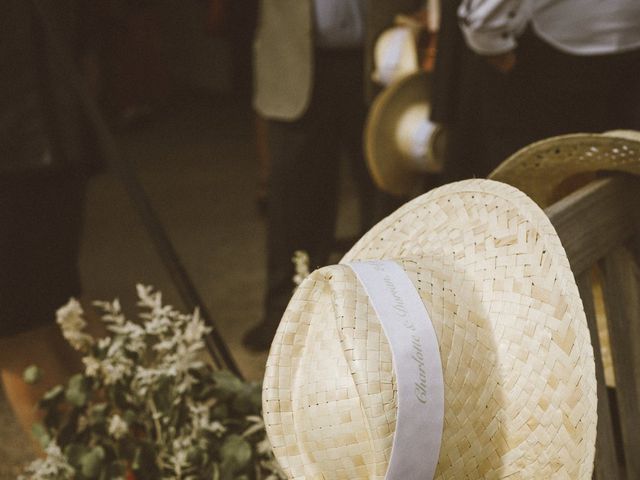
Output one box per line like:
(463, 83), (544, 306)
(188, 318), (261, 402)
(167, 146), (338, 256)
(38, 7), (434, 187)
(264, 179), (597, 479)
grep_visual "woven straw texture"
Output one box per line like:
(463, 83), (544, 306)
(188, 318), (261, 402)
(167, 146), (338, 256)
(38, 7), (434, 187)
(489, 131), (640, 207)
(264, 179), (597, 479)
(490, 130), (640, 388)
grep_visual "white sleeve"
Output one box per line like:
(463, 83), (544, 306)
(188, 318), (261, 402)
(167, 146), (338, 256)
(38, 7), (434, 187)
(458, 0), (533, 55)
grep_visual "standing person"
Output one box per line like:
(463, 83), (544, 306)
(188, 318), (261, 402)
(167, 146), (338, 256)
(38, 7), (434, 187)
(243, 0), (424, 351)
(429, 0), (490, 181)
(457, 0), (640, 169)
(0, 0), (95, 435)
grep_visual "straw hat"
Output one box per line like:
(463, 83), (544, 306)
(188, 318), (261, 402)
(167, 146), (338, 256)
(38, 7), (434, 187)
(364, 71), (446, 197)
(263, 179), (597, 479)
(490, 130), (640, 389)
(372, 26), (420, 87)
(489, 130), (640, 207)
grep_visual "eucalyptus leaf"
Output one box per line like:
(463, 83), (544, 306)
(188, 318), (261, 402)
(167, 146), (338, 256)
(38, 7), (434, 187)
(64, 443), (89, 469)
(89, 402), (108, 426)
(220, 434), (252, 476)
(40, 384), (65, 407)
(212, 371), (245, 401)
(23, 364), (42, 384)
(106, 460), (127, 478)
(232, 383), (263, 416)
(123, 409), (137, 425)
(80, 446), (106, 478)
(66, 373), (90, 407)
(31, 422), (50, 448)
(211, 403), (229, 420)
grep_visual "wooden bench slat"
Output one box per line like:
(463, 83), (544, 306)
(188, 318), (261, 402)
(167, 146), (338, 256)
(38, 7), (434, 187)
(546, 176), (639, 277)
(577, 273), (624, 480)
(601, 246), (640, 479)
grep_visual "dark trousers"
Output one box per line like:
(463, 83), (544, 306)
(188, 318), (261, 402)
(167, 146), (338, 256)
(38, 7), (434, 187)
(0, 167), (87, 337)
(481, 30), (640, 170)
(438, 27), (640, 182)
(263, 49), (380, 326)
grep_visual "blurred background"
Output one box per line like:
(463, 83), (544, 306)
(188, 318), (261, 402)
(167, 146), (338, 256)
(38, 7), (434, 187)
(3, 0), (639, 476)
(0, 0), (364, 475)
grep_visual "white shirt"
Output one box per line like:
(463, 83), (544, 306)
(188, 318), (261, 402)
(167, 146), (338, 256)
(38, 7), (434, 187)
(458, 0), (640, 56)
(313, 0), (366, 48)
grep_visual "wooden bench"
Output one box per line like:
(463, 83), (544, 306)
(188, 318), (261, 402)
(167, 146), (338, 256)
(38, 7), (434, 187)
(546, 174), (640, 479)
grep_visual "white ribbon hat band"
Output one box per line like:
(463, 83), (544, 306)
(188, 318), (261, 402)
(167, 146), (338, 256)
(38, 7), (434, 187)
(348, 260), (445, 480)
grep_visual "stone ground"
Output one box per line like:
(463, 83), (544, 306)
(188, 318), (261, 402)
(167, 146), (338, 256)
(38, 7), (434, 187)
(0, 94), (361, 477)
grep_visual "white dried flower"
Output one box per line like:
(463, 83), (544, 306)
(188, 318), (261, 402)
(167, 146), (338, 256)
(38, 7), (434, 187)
(132, 366), (165, 397)
(153, 337), (177, 353)
(25, 286), (286, 480)
(169, 436), (192, 472)
(242, 415), (266, 438)
(82, 356), (101, 377)
(93, 299), (125, 326)
(106, 336), (125, 358)
(56, 299), (94, 351)
(20, 442), (75, 479)
(101, 356), (134, 385)
(144, 315), (172, 336)
(183, 310), (210, 344)
(292, 250), (310, 287)
(108, 321), (147, 355)
(136, 284), (164, 313)
(210, 421), (226, 436)
(188, 402), (226, 437)
(108, 414), (129, 440)
(257, 437), (273, 455)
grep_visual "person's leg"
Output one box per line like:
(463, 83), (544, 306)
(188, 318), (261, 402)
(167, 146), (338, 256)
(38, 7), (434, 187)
(266, 116), (338, 327)
(254, 114), (270, 215)
(334, 49), (400, 236)
(243, 53), (341, 351)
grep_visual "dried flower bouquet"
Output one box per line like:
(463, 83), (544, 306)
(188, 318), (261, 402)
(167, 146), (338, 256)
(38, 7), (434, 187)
(20, 286), (283, 480)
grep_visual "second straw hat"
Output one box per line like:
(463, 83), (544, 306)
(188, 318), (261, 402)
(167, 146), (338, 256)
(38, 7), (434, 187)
(364, 71), (446, 197)
(490, 130), (640, 207)
(263, 179), (597, 479)
(372, 25), (420, 87)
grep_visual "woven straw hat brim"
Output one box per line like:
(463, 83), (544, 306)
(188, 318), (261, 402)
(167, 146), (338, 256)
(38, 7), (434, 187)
(489, 131), (640, 390)
(364, 71), (442, 197)
(489, 131), (640, 208)
(264, 179), (597, 479)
